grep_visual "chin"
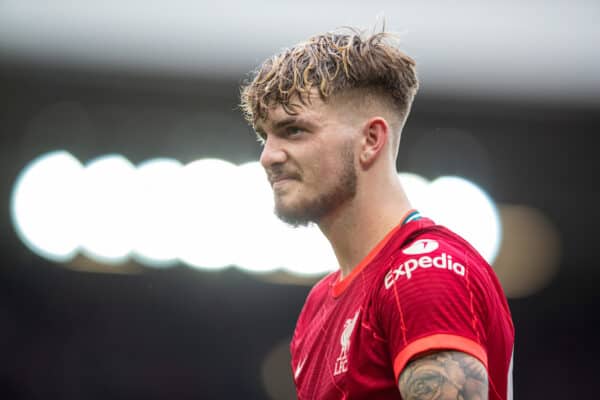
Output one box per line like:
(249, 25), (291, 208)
(274, 200), (316, 227)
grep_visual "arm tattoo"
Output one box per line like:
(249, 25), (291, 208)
(398, 351), (488, 400)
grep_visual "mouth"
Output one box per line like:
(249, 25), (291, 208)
(269, 173), (300, 188)
(271, 176), (297, 188)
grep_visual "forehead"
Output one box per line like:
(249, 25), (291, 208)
(256, 94), (330, 132)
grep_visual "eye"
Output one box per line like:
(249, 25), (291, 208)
(285, 126), (304, 137)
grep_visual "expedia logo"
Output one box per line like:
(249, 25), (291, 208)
(384, 253), (465, 289)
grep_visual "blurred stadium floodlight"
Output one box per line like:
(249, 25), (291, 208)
(11, 151), (502, 277)
(176, 158), (243, 270)
(422, 176), (502, 264)
(10, 151), (83, 262)
(78, 155), (137, 264)
(131, 158), (183, 267)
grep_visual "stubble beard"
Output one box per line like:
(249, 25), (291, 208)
(274, 144), (357, 227)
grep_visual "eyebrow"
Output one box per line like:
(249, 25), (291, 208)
(259, 116), (313, 133)
(273, 116), (304, 129)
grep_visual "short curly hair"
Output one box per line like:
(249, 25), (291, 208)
(240, 27), (419, 131)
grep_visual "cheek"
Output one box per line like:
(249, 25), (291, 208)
(307, 157), (336, 182)
(298, 139), (353, 184)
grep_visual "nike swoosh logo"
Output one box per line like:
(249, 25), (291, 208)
(294, 357), (307, 379)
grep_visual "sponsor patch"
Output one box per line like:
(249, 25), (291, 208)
(384, 252), (465, 289)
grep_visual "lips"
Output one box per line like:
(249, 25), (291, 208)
(268, 171), (301, 187)
(270, 175), (298, 187)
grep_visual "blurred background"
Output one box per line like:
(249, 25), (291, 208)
(1, 1), (598, 399)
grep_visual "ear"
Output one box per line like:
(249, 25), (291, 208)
(359, 117), (389, 168)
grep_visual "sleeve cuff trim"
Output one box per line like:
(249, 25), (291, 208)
(393, 333), (488, 381)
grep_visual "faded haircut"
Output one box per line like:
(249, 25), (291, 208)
(239, 27), (419, 132)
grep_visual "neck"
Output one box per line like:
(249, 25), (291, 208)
(318, 176), (412, 279)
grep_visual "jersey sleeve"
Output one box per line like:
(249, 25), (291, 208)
(374, 236), (491, 382)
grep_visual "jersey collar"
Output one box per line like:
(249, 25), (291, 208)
(331, 209), (424, 298)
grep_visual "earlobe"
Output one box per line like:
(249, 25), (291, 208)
(360, 152), (370, 162)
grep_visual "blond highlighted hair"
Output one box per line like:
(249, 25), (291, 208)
(240, 27), (419, 130)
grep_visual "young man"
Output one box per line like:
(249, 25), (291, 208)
(240, 28), (514, 400)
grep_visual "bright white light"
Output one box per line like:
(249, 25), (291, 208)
(78, 154), (136, 264)
(130, 158), (182, 267)
(10, 152), (501, 275)
(233, 162), (336, 276)
(280, 225), (337, 276)
(176, 158), (241, 270)
(232, 162), (287, 273)
(400, 173), (502, 264)
(399, 172), (431, 210)
(10, 151), (83, 261)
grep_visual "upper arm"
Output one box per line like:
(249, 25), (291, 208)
(398, 350), (488, 400)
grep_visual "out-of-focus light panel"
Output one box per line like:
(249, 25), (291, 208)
(10, 151), (83, 262)
(131, 158), (182, 267)
(176, 158), (242, 270)
(11, 151), (502, 277)
(492, 204), (561, 298)
(399, 173), (502, 264)
(79, 155), (136, 264)
(1, 1), (598, 104)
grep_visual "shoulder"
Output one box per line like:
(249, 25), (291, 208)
(371, 225), (498, 335)
(381, 226), (491, 291)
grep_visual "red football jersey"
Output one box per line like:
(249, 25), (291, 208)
(290, 213), (514, 399)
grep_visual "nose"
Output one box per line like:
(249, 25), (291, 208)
(259, 135), (288, 169)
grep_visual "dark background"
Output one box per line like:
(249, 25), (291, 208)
(1, 52), (599, 399)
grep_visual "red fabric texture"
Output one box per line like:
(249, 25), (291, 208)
(290, 218), (514, 399)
